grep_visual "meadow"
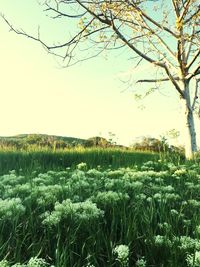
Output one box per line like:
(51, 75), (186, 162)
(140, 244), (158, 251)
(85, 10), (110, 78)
(0, 148), (159, 175)
(0, 148), (199, 267)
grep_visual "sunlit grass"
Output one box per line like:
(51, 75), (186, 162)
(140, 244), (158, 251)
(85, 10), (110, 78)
(0, 147), (159, 175)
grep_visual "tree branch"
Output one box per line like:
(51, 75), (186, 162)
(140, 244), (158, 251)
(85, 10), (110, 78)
(188, 63), (200, 80)
(163, 65), (184, 97)
(185, 24), (196, 63)
(137, 77), (180, 83)
(2, 13), (110, 53)
(111, 22), (165, 68)
(110, 18), (184, 97)
(186, 48), (200, 71)
(1, 15), (51, 49)
(184, 5), (200, 24)
(44, 4), (87, 19)
(129, 2), (178, 38)
(75, 0), (112, 26)
(138, 17), (177, 66)
(179, 0), (193, 22)
(192, 78), (200, 110)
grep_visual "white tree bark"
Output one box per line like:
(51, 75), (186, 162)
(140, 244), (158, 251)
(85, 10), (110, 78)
(181, 83), (197, 159)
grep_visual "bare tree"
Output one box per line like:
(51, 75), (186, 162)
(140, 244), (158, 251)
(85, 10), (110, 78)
(2, 0), (200, 159)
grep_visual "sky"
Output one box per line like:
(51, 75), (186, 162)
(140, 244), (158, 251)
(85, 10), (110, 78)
(0, 0), (197, 146)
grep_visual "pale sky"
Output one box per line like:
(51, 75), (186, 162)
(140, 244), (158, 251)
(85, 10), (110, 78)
(0, 0), (197, 146)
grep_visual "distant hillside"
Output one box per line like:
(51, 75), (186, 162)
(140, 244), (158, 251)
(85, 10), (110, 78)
(0, 134), (86, 143)
(0, 134), (182, 153)
(0, 134), (119, 150)
(0, 134), (86, 150)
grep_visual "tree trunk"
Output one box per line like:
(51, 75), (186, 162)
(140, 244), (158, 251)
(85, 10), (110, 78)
(184, 106), (197, 159)
(181, 84), (197, 159)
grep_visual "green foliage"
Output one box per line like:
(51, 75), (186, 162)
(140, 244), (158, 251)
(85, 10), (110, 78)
(0, 148), (158, 175)
(85, 136), (111, 147)
(132, 136), (184, 164)
(0, 161), (199, 266)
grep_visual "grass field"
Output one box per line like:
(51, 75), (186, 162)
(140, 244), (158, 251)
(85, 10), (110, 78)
(0, 148), (199, 267)
(0, 148), (160, 175)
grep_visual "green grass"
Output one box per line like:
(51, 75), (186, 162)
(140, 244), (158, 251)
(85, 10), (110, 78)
(0, 162), (199, 267)
(0, 148), (159, 175)
(0, 147), (196, 267)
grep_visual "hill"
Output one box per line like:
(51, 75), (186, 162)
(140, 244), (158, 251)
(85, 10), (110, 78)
(0, 134), (118, 150)
(0, 134), (87, 150)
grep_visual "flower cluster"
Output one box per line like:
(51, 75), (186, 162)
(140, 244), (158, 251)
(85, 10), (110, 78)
(179, 236), (200, 251)
(91, 191), (129, 207)
(0, 198), (25, 220)
(0, 257), (53, 267)
(136, 257), (147, 267)
(113, 244), (129, 266)
(42, 199), (104, 227)
(154, 235), (172, 248)
(77, 162), (87, 171)
(186, 251), (200, 267)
